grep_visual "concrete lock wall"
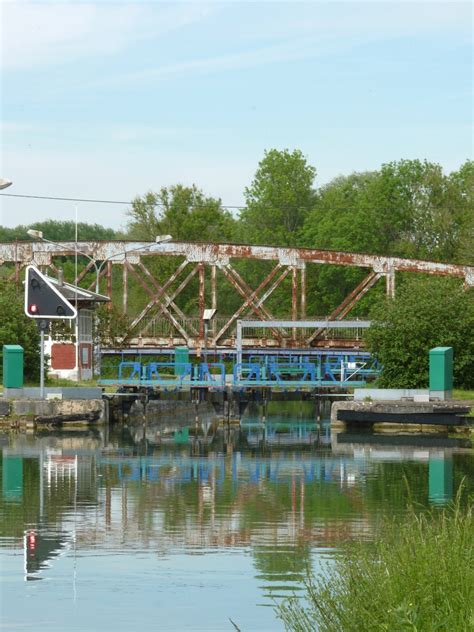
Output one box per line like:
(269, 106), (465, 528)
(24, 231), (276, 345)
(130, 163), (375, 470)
(10, 398), (106, 422)
(354, 389), (430, 402)
(3, 387), (103, 400)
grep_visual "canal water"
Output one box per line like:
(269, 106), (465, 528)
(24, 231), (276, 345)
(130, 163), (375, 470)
(0, 402), (472, 631)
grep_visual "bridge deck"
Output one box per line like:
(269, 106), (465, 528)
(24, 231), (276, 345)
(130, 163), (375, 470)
(98, 378), (369, 391)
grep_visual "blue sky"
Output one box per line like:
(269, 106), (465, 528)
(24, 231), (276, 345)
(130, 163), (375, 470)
(0, 0), (472, 230)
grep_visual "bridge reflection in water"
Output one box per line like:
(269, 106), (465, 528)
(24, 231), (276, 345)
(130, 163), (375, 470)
(0, 413), (472, 630)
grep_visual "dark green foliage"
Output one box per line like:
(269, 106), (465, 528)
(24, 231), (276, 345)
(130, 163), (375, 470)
(0, 281), (40, 381)
(0, 220), (117, 242)
(239, 148), (317, 246)
(302, 159), (473, 264)
(365, 276), (474, 389)
(127, 184), (236, 242)
(94, 304), (130, 348)
(277, 495), (474, 632)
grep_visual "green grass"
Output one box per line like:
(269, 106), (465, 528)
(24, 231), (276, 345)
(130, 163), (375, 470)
(276, 493), (474, 632)
(23, 377), (100, 388)
(453, 389), (474, 401)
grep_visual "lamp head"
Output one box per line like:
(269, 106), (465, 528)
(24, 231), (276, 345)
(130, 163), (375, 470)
(27, 229), (44, 239)
(155, 234), (172, 243)
(0, 178), (12, 190)
(203, 308), (217, 322)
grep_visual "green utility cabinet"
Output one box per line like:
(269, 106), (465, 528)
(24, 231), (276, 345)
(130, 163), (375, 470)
(428, 455), (453, 505)
(174, 346), (189, 376)
(3, 345), (24, 388)
(429, 347), (453, 394)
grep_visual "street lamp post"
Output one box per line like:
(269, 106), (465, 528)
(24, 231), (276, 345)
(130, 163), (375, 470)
(0, 178), (13, 190)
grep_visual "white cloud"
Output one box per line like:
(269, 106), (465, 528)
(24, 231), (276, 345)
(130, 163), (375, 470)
(81, 1), (471, 90)
(2, 1), (469, 75)
(0, 1), (214, 71)
(239, 1), (470, 42)
(93, 36), (335, 87)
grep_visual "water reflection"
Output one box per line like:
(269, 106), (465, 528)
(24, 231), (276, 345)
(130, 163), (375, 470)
(0, 411), (472, 630)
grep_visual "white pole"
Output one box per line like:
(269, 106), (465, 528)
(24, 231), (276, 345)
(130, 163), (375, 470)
(236, 320), (242, 369)
(40, 329), (45, 399)
(75, 205), (80, 381)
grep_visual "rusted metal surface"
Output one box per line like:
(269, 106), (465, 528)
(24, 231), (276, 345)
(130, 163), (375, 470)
(211, 264), (217, 338)
(219, 265), (275, 326)
(137, 261), (191, 326)
(122, 263), (128, 314)
(125, 335), (366, 350)
(5, 240), (472, 281)
(125, 261), (194, 343)
(106, 261), (113, 310)
(292, 267), (298, 340)
(213, 264), (283, 343)
(127, 259), (189, 328)
(5, 239), (473, 349)
(386, 267), (396, 298)
(198, 263), (205, 341)
(300, 266), (306, 320)
(75, 259), (95, 286)
(307, 271), (382, 344)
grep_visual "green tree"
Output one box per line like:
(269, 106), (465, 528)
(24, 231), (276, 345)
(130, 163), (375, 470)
(447, 160), (474, 264)
(302, 159), (470, 261)
(125, 185), (238, 321)
(127, 184), (236, 242)
(0, 281), (40, 382)
(365, 277), (474, 389)
(369, 159), (467, 261)
(0, 220), (117, 242)
(301, 171), (378, 252)
(94, 304), (130, 348)
(240, 149), (317, 246)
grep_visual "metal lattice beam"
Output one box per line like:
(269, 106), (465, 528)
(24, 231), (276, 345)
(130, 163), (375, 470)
(4, 240), (473, 349)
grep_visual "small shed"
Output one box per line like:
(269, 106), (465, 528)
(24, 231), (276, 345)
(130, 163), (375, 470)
(44, 275), (110, 381)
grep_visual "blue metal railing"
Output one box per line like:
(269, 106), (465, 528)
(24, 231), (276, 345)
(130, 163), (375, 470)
(99, 352), (380, 389)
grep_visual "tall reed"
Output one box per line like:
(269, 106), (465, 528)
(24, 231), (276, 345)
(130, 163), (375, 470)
(277, 493), (474, 631)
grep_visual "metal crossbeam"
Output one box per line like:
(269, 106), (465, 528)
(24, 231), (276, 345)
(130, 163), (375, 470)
(239, 320), (371, 328)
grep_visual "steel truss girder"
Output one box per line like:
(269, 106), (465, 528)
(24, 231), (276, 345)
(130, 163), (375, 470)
(217, 264), (289, 342)
(4, 240), (473, 285)
(125, 260), (197, 343)
(5, 240), (473, 348)
(307, 271), (382, 344)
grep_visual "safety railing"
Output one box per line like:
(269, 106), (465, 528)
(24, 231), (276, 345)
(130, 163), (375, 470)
(99, 356), (380, 389)
(100, 361), (226, 388)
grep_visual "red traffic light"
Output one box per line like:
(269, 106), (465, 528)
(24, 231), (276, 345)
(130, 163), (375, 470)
(24, 266), (77, 320)
(27, 532), (36, 550)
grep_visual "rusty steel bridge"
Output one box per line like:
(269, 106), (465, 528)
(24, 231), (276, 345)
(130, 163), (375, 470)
(3, 240), (473, 350)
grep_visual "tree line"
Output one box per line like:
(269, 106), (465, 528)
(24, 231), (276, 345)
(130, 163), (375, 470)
(2, 150), (472, 265)
(1, 149), (472, 386)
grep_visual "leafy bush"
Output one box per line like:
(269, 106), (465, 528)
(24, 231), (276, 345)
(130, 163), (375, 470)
(365, 277), (474, 389)
(0, 281), (40, 381)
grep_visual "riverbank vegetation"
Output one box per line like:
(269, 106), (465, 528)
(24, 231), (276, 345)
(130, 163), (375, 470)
(366, 276), (474, 389)
(276, 494), (474, 632)
(0, 281), (39, 382)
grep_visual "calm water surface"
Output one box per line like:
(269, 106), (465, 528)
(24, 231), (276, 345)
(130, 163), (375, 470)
(0, 403), (472, 631)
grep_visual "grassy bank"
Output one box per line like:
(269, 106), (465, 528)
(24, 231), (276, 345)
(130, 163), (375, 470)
(453, 389), (474, 401)
(277, 496), (474, 631)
